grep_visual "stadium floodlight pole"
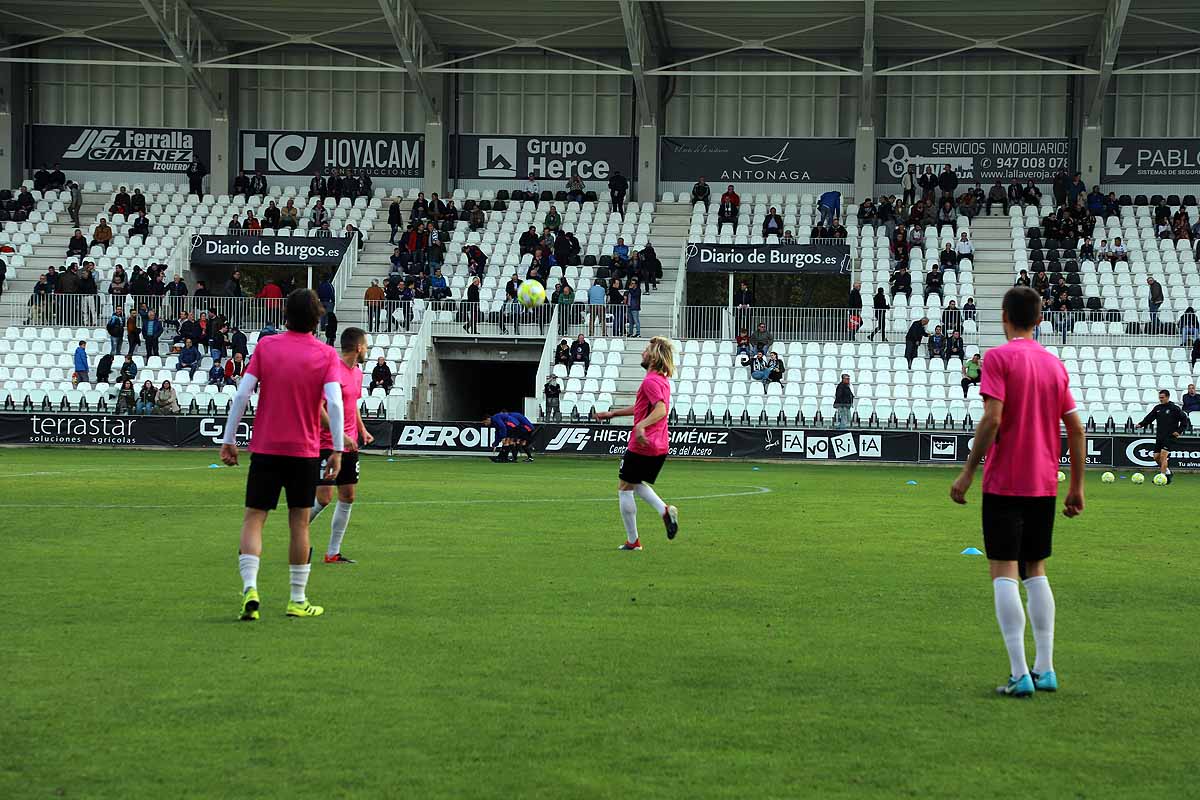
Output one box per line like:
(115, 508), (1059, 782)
(860, 0), (875, 127)
(377, 0), (440, 120)
(136, 0), (224, 114)
(617, 0), (654, 125)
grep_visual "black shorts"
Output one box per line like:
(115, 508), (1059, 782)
(317, 449), (360, 487)
(619, 451), (667, 485)
(981, 493), (1056, 562)
(245, 453), (321, 511)
(1156, 438), (1173, 454)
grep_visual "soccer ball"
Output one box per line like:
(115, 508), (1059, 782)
(1101, 471), (1115, 483)
(1153, 473), (1168, 486)
(1056, 471), (1066, 483)
(1131, 472), (1145, 485)
(517, 279), (547, 308)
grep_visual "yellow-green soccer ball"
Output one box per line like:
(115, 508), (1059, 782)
(1056, 471), (1066, 483)
(1101, 471), (1115, 483)
(517, 279), (547, 308)
(1153, 473), (1168, 486)
(1131, 472), (1145, 485)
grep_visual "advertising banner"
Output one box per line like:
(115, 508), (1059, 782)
(1100, 138), (1200, 184)
(455, 135), (634, 182)
(876, 139), (1076, 184)
(659, 137), (854, 184)
(239, 130), (424, 178)
(28, 125), (210, 174)
(684, 242), (851, 275)
(0, 413), (178, 447)
(187, 234), (352, 266)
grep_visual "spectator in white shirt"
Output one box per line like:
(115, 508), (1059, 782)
(310, 201), (330, 228)
(524, 174), (540, 197)
(955, 231), (974, 263)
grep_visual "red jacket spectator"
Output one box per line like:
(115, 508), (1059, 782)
(720, 188), (740, 207)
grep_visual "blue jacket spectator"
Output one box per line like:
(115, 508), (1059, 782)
(612, 240), (630, 264)
(588, 282), (606, 305)
(818, 191), (841, 227)
(317, 279), (335, 306)
(1086, 189), (1105, 215)
(208, 361), (226, 386)
(144, 315), (163, 341)
(73, 342), (89, 382)
(176, 340), (200, 375)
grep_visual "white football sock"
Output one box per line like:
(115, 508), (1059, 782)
(1023, 575), (1056, 674)
(993, 577), (1029, 678)
(633, 483), (667, 515)
(309, 499), (328, 522)
(327, 501), (353, 556)
(619, 490), (639, 543)
(289, 563), (311, 603)
(238, 554), (259, 592)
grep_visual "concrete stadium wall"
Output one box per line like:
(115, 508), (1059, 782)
(1105, 55), (1200, 138)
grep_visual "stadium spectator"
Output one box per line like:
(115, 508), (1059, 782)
(1179, 384), (1200, 413)
(925, 266), (944, 302)
(187, 158), (207, 195)
(544, 374), (561, 421)
(155, 380), (180, 414)
(928, 325), (946, 361)
(232, 171), (250, 198)
(176, 338), (200, 377)
(961, 353), (982, 397)
(937, 199), (958, 230)
(751, 322), (773, 354)
(1051, 168), (1069, 206)
(857, 197), (877, 225)
(817, 190), (840, 228)
(225, 352), (247, 384)
(626, 278), (642, 337)
(32, 164), (50, 192)
(868, 289), (889, 341)
(986, 181), (1008, 216)
(105, 308), (125, 354)
(904, 318), (929, 368)
(587, 279), (606, 336)
(735, 328), (751, 356)
(124, 310), (141, 355)
(554, 338), (571, 368)
(607, 278), (626, 335)
(91, 219), (113, 252)
(67, 228), (88, 258)
(749, 351), (770, 384)
(118, 353), (138, 383)
(963, 297), (977, 322)
(955, 231), (974, 263)
(834, 373), (854, 429)
(906, 223), (924, 253)
(566, 174), (586, 205)
(608, 170), (628, 218)
(315, 221), (333, 238)
(827, 218), (847, 239)
(1015, 269), (1031, 288)
(280, 199), (299, 230)
(734, 280), (753, 317)
(762, 206), (784, 237)
(901, 165), (917, 205)
(310, 201), (330, 228)
(72, 340), (89, 384)
(524, 174), (540, 198)
(544, 204), (562, 232)
(227, 215), (243, 234)
(209, 358), (228, 387)
(944, 300), (962, 334)
(93, 353), (113, 384)
(250, 170), (268, 196)
(263, 201), (281, 230)
(1191, 338), (1200, 369)
(130, 188), (147, 214)
(890, 266), (912, 300)
(848, 281), (863, 315)
(136, 380), (157, 414)
(915, 166), (937, 203)
(115, 379), (136, 414)
(369, 357), (393, 393)
(938, 242), (957, 270)
(946, 330), (965, 363)
(781, 230), (796, 244)
(1179, 307), (1199, 347)
(571, 334), (591, 373)
(937, 166), (958, 203)
(691, 176), (711, 207)
(1148, 277), (1165, 329)
(767, 351), (786, 385)
(67, 181), (82, 227)
(468, 206), (486, 232)
(244, 212), (262, 236)
(612, 237), (630, 268)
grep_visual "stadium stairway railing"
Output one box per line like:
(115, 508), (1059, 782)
(387, 313), (432, 419)
(530, 306), (561, 419)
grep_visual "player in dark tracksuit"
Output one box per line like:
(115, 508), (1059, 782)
(1137, 389), (1191, 484)
(485, 412), (536, 463)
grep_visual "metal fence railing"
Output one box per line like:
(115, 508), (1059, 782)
(678, 306), (915, 343)
(2, 293), (295, 333)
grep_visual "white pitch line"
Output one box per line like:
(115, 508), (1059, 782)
(0, 465), (220, 479)
(0, 486), (773, 509)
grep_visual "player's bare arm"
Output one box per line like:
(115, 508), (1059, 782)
(633, 401), (668, 447)
(596, 404), (637, 421)
(951, 397), (1002, 504)
(1062, 410), (1085, 517)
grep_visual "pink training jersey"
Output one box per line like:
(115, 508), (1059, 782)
(245, 331), (341, 458)
(978, 337), (1076, 497)
(628, 370), (671, 457)
(319, 359), (364, 451)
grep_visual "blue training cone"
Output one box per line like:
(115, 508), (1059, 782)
(961, 547), (983, 556)
(906, 480), (918, 485)
(208, 463), (221, 469)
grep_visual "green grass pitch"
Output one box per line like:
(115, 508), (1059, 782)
(0, 449), (1195, 799)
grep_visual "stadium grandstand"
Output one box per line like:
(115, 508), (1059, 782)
(0, 0), (1198, 434)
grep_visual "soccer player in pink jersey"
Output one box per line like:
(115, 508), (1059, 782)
(220, 289), (345, 621)
(595, 336), (679, 551)
(310, 327), (373, 564)
(950, 287), (1086, 697)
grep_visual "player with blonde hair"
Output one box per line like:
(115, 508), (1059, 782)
(596, 336), (679, 550)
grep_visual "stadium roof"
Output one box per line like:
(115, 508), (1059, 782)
(0, 0), (1198, 119)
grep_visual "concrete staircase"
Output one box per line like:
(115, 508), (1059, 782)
(5, 193), (116, 304)
(965, 214), (1016, 349)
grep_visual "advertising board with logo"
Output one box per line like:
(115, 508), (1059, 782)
(659, 137), (854, 184)
(28, 125), (210, 174)
(876, 139), (1077, 184)
(188, 234), (352, 266)
(239, 130), (423, 178)
(1100, 138), (1200, 184)
(685, 242), (851, 275)
(454, 135), (634, 182)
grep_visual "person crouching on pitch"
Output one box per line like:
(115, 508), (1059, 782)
(221, 289), (345, 620)
(485, 412), (517, 462)
(595, 336), (679, 550)
(310, 327), (374, 563)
